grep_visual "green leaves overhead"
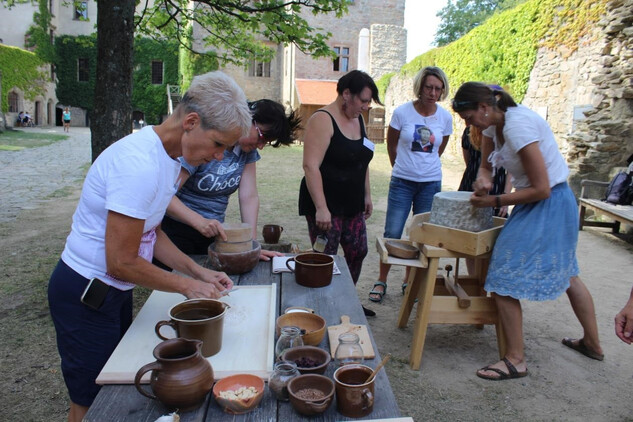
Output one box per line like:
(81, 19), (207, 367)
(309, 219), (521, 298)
(134, 0), (347, 66)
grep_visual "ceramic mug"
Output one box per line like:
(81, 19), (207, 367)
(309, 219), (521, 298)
(155, 299), (230, 357)
(333, 364), (375, 418)
(262, 224), (284, 244)
(286, 252), (334, 288)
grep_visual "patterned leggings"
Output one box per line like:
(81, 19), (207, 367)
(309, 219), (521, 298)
(305, 212), (368, 284)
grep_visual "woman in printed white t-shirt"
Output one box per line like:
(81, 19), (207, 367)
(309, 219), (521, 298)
(369, 66), (452, 304)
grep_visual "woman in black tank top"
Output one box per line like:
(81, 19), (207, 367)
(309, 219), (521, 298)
(298, 70), (382, 317)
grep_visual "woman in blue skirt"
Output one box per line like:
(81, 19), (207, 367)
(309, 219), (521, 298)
(452, 82), (603, 381)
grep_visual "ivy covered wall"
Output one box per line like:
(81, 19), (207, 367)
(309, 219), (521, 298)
(0, 44), (48, 113)
(54, 35), (179, 124)
(379, 0), (607, 102)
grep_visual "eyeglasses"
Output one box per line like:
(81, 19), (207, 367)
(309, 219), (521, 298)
(423, 85), (443, 94)
(451, 99), (478, 112)
(253, 121), (267, 143)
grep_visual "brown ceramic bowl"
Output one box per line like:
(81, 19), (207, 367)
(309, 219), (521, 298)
(287, 374), (334, 416)
(207, 240), (261, 275)
(281, 346), (331, 375)
(385, 239), (419, 259)
(276, 312), (326, 346)
(212, 374), (264, 414)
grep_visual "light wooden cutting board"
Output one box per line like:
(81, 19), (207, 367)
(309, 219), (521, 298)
(96, 285), (276, 384)
(327, 315), (375, 359)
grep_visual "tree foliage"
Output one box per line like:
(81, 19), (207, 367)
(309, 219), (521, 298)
(135, 0), (347, 66)
(434, 0), (525, 46)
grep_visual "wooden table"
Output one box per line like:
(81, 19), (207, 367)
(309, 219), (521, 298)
(85, 255), (401, 421)
(377, 234), (505, 370)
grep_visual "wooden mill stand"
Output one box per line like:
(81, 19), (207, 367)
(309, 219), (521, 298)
(376, 213), (506, 370)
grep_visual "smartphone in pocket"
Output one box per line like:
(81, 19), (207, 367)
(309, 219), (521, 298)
(81, 278), (110, 310)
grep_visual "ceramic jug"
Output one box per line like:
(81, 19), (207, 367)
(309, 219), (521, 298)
(135, 338), (214, 411)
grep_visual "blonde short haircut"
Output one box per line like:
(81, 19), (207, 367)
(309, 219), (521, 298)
(412, 66), (450, 101)
(178, 71), (252, 137)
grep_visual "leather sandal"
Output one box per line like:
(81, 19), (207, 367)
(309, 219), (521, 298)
(369, 281), (387, 303)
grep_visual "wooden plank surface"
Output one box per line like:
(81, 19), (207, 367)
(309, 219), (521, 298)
(86, 257), (402, 421)
(96, 285), (276, 384)
(327, 315), (376, 359)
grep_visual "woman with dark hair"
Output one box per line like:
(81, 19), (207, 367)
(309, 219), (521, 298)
(157, 99), (301, 264)
(370, 66), (453, 304)
(452, 82), (603, 381)
(299, 70), (381, 316)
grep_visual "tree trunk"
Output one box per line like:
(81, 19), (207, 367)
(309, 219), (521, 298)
(91, 0), (135, 162)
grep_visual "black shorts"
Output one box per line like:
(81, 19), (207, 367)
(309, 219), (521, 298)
(63, 119), (70, 123)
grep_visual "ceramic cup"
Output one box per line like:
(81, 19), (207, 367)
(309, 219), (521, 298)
(155, 299), (230, 357)
(262, 224), (284, 244)
(333, 364), (375, 418)
(286, 252), (334, 288)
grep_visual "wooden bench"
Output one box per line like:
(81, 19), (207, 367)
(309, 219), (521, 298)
(578, 179), (633, 233)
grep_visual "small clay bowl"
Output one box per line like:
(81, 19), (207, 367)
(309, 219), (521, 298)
(281, 346), (331, 375)
(287, 374), (334, 416)
(276, 312), (326, 346)
(212, 374), (264, 414)
(385, 240), (419, 259)
(208, 240), (261, 275)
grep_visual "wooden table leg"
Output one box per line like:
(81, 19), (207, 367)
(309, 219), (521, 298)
(409, 257), (440, 370)
(397, 267), (421, 328)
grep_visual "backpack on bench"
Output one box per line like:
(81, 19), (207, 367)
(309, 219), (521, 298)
(604, 171), (633, 205)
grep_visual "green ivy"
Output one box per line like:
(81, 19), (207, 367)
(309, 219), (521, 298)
(55, 34), (97, 110)
(132, 38), (179, 123)
(378, 0), (607, 101)
(54, 35), (179, 124)
(0, 45), (48, 113)
(178, 25), (219, 93)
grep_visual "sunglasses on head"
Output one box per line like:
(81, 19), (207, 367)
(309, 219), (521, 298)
(451, 99), (478, 112)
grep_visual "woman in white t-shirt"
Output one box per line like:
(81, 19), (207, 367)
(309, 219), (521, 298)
(47, 71), (253, 422)
(369, 67), (452, 304)
(452, 82), (603, 381)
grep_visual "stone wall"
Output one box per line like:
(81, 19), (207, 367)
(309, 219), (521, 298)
(565, 0), (633, 192)
(370, 24), (407, 79)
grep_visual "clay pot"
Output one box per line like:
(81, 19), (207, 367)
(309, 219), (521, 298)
(286, 253), (333, 288)
(281, 346), (331, 375)
(288, 374), (334, 416)
(262, 224), (283, 244)
(207, 240), (261, 275)
(334, 364), (375, 418)
(134, 338), (214, 411)
(155, 299), (230, 357)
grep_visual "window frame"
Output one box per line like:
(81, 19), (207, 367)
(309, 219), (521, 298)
(333, 46), (350, 72)
(74, 1), (88, 21)
(8, 91), (19, 113)
(151, 60), (164, 85)
(248, 59), (271, 78)
(77, 57), (90, 82)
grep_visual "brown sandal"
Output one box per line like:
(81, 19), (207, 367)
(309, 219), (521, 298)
(476, 357), (528, 381)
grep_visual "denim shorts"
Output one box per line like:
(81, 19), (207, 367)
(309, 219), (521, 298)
(383, 176), (441, 239)
(48, 259), (133, 406)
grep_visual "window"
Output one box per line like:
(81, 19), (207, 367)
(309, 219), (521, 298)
(248, 60), (271, 78)
(78, 58), (89, 82)
(49, 0), (54, 16)
(8, 92), (18, 113)
(74, 1), (88, 20)
(333, 46), (349, 72)
(151, 61), (164, 85)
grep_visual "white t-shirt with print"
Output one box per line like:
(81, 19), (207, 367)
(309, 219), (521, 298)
(390, 101), (453, 182)
(62, 126), (181, 290)
(482, 105), (568, 189)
